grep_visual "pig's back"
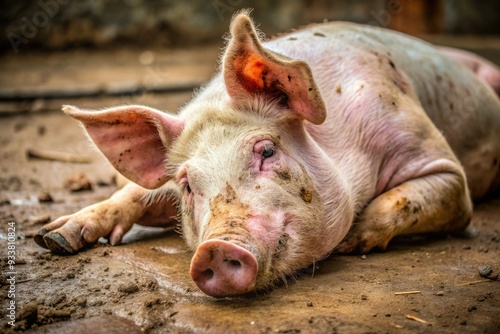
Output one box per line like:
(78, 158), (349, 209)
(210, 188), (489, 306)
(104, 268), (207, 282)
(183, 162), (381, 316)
(264, 22), (500, 198)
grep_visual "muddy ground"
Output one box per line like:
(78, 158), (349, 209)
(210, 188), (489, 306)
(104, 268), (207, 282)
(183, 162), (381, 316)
(1, 39), (499, 334)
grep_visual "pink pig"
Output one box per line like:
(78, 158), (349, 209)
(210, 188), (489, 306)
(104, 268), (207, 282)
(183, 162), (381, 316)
(35, 12), (500, 297)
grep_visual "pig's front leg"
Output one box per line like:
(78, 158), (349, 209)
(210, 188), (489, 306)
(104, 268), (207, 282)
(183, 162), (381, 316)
(337, 169), (472, 254)
(35, 182), (179, 255)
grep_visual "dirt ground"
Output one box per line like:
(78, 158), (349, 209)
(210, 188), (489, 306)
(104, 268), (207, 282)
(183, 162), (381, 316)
(1, 39), (499, 334)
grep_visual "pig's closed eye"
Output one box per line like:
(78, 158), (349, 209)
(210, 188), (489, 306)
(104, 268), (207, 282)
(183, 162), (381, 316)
(180, 177), (192, 195)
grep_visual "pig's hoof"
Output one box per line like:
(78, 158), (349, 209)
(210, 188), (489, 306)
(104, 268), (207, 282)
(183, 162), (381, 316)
(34, 228), (49, 249)
(43, 232), (79, 255)
(336, 231), (390, 254)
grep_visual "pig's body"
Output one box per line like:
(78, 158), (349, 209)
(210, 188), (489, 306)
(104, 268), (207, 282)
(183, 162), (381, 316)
(266, 22), (500, 201)
(36, 13), (500, 298)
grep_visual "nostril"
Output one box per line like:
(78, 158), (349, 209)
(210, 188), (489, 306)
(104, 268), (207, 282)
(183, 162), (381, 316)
(202, 268), (214, 280)
(225, 259), (242, 267)
(230, 260), (241, 267)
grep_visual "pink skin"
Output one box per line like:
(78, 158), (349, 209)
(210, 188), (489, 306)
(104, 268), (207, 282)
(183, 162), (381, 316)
(438, 46), (500, 96)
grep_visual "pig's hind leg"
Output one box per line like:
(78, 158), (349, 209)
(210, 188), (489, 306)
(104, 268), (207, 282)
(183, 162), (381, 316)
(35, 182), (179, 255)
(337, 168), (472, 254)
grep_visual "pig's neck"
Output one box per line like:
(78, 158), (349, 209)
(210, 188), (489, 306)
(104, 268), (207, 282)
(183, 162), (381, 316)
(304, 122), (379, 217)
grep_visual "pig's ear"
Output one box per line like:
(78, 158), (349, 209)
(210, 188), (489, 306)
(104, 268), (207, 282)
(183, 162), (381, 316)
(63, 105), (183, 189)
(223, 13), (326, 125)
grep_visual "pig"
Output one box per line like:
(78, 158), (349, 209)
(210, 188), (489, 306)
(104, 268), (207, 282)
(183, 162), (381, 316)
(35, 11), (500, 297)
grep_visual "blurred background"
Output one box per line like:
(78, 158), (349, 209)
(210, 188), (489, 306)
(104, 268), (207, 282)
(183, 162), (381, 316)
(2, 0), (500, 52)
(1, 0), (499, 114)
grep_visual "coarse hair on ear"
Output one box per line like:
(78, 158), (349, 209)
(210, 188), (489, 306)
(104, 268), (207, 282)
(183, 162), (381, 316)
(222, 11), (326, 125)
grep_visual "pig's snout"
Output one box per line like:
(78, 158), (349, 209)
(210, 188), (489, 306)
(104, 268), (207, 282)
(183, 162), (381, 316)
(190, 239), (258, 297)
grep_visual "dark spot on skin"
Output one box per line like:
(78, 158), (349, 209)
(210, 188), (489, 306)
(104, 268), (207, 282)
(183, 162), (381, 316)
(288, 37), (297, 41)
(336, 85), (342, 94)
(411, 219), (418, 226)
(389, 60), (396, 69)
(288, 75), (292, 82)
(228, 220), (241, 228)
(493, 158), (498, 166)
(313, 32), (326, 37)
(300, 187), (312, 203)
(255, 184), (261, 190)
(208, 246), (217, 262)
(392, 101), (396, 107)
(308, 87), (313, 91)
(277, 171), (291, 181)
(273, 233), (290, 260)
(449, 102), (454, 111)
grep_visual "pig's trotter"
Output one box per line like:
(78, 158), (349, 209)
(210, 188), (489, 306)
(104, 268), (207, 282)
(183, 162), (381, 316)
(36, 183), (150, 254)
(337, 171), (472, 254)
(43, 232), (79, 255)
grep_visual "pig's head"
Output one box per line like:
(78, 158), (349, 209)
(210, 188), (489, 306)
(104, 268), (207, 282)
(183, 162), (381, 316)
(64, 13), (353, 297)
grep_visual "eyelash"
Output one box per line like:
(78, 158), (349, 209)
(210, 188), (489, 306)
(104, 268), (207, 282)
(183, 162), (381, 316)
(180, 177), (191, 194)
(262, 143), (275, 159)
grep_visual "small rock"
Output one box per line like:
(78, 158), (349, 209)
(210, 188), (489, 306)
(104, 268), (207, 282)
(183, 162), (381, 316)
(76, 296), (87, 307)
(478, 265), (493, 278)
(478, 246), (489, 253)
(467, 305), (477, 312)
(434, 291), (444, 296)
(18, 302), (38, 325)
(64, 172), (93, 192)
(38, 192), (53, 203)
(118, 282), (139, 294)
(460, 319), (467, 326)
(307, 301), (314, 307)
(360, 254), (367, 259)
(361, 294), (368, 300)
(48, 293), (66, 306)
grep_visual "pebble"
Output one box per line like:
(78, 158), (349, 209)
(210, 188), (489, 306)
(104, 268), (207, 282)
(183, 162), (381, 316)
(478, 265), (493, 278)
(64, 172), (93, 192)
(18, 302), (38, 324)
(118, 282), (139, 294)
